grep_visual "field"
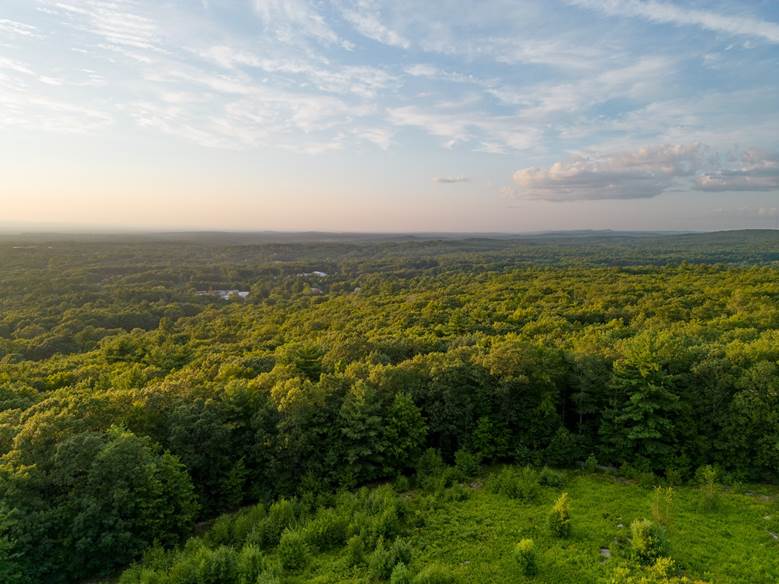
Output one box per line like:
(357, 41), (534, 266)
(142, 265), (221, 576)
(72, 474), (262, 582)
(118, 466), (779, 584)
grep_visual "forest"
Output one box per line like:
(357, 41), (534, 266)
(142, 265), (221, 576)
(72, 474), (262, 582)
(0, 230), (777, 583)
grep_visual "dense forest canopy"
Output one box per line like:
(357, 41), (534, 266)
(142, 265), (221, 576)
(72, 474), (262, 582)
(0, 230), (778, 583)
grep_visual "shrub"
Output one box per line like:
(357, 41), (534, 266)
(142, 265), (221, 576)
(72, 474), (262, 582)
(487, 467), (540, 501)
(650, 487), (673, 529)
(443, 482), (470, 502)
(538, 467), (565, 488)
(416, 448), (445, 482)
(695, 465), (720, 511)
(368, 537), (412, 580)
(630, 518), (668, 564)
(393, 474), (411, 493)
(412, 563), (458, 584)
(196, 546), (238, 584)
(391, 561), (412, 584)
(544, 427), (581, 467)
(255, 498), (299, 548)
(231, 504), (266, 546)
(346, 534), (366, 566)
(303, 507), (349, 551)
(454, 449), (480, 479)
(236, 544), (265, 584)
(584, 453), (598, 473)
(548, 492), (571, 538)
(278, 529), (308, 572)
(513, 538), (537, 576)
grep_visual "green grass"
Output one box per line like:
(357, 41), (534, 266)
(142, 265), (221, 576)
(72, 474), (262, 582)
(119, 469), (779, 584)
(401, 474), (778, 583)
(289, 475), (777, 583)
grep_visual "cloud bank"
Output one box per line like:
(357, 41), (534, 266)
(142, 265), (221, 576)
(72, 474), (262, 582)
(512, 145), (779, 201)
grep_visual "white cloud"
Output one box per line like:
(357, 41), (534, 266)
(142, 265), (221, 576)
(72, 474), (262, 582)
(433, 176), (470, 183)
(513, 144), (705, 201)
(567, 0), (779, 44)
(46, 0), (159, 52)
(339, 0), (410, 48)
(0, 18), (41, 38)
(512, 144), (779, 201)
(695, 149), (779, 192)
(252, 0), (353, 49)
(388, 104), (541, 151)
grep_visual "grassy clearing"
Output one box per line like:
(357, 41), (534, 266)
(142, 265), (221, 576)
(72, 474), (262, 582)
(401, 473), (778, 583)
(119, 469), (779, 584)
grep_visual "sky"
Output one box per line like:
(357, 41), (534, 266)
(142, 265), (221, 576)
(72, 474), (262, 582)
(1, 0), (778, 232)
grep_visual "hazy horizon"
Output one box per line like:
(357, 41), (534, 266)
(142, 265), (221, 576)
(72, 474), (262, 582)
(2, 1), (778, 231)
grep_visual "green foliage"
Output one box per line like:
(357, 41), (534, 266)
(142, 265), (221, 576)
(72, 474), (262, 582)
(514, 538), (537, 576)
(454, 449), (480, 480)
(412, 563), (458, 584)
(548, 492), (572, 538)
(544, 427), (582, 467)
(368, 537), (413, 580)
(390, 561), (412, 584)
(650, 487), (674, 530)
(2, 234), (779, 581)
(303, 507), (349, 551)
(584, 453), (598, 473)
(278, 528), (309, 572)
(236, 544), (265, 584)
(630, 519), (669, 565)
(538, 467), (565, 488)
(487, 466), (541, 501)
(695, 466), (720, 511)
(253, 498), (299, 548)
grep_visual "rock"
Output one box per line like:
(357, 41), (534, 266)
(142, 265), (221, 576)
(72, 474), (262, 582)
(600, 548), (611, 558)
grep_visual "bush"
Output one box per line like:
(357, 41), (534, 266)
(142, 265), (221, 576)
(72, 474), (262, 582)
(278, 528), (308, 572)
(650, 487), (673, 529)
(544, 427), (581, 467)
(412, 563), (458, 584)
(513, 538), (537, 576)
(695, 465), (720, 511)
(664, 467), (683, 487)
(417, 448), (445, 482)
(236, 544), (265, 584)
(538, 467), (565, 488)
(254, 498), (299, 547)
(303, 507), (349, 551)
(630, 518), (668, 564)
(548, 492), (571, 538)
(368, 537), (412, 580)
(346, 534), (366, 566)
(391, 561), (412, 584)
(487, 467), (540, 501)
(454, 449), (480, 479)
(197, 546), (238, 584)
(584, 453), (598, 473)
(443, 482), (470, 502)
(393, 474), (411, 493)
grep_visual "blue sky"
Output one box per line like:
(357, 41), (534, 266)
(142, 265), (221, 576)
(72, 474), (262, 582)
(1, 0), (778, 231)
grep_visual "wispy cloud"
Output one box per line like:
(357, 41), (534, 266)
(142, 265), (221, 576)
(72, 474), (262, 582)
(339, 0), (410, 48)
(567, 0), (779, 44)
(434, 176), (470, 183)
(0, 18), (41, 38)
(252, 0), (353, 49)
